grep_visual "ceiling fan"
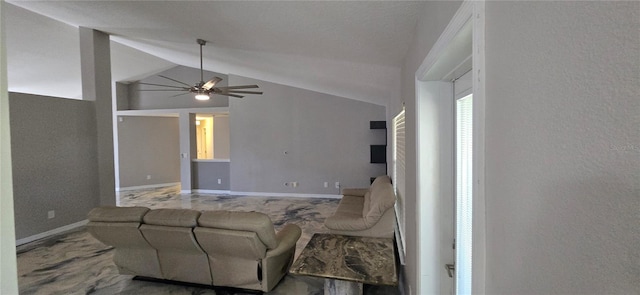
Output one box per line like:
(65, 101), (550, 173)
(138, 39), (262, 100)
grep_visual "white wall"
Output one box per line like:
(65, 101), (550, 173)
(416, 81), (454, 295)
(484, 2), (639, 294)
(0, 1), (19, 292)
(392, 2), (463, 294)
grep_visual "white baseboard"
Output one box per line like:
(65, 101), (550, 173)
(193, 189), (231, 194)
(16, 219), (88, 246)
(116, 182), (180, 192)
(230, 191), (342, 199)
(166, 188), (342, 199)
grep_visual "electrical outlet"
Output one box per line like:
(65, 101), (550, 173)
(217, 179), (222, 184)
(146, 175), (151, 180)
(335, 182), (340, 189)
(324, 182), (328, 188)
(48, 210), (55, 219)
(292, 182), (298, 188)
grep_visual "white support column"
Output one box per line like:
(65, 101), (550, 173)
(179, 112), (196, 193)
(0, 1), (19, 293)
(79, 27), (116, 206)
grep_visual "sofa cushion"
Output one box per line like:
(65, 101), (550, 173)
(198, 211), (278, 249)
(341, 188), (369, 197)
(335, 195), (364, 216)
(365, 177), (396, 226)
(362, 191), (371, 217)
(88, 206), (149, 223)
(143, 209), (200, 228)
(370, 175), (391, 192)
(324, 213), (369, 231)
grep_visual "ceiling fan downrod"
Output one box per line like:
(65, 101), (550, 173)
(197, 39), (206, 85)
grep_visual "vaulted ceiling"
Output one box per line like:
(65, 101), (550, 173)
(5, 1), (427, 105)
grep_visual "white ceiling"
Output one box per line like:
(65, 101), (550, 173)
(5, 1), (427, 105)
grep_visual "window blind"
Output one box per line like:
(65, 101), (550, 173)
(392, 108), (406, 263)
(456, 94), (473, 295)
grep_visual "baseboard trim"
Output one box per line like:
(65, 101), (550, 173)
(192, 189), (230, 194)
(230, 191), (342, 199)
(116, 182), (180, 192)
(176, 189), (342, 199)
(16, 219), (88, 246)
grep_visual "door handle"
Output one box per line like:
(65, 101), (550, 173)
(445, 264), (455, 278)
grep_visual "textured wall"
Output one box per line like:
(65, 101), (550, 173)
(9, 93), (100, 239)
(484, 2), (639, 294)
(229, 75), (386, 195)
(192, 161), (230, 190)
(213, 116), (230, 159)
(117, 116), (180, 188)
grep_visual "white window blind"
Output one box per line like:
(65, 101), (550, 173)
(456, 93), (473, 295)
(392, 108), (406, 262)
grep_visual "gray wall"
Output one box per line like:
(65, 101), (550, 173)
(483, 2), (639, 293)
(9, 92), (100, 240)
(229, 75), (386, 195)
(126, 65), (229, 110)
(192, 161), (230, 190)
(117, 116), (180, 188)
(213, 115), (230, 159)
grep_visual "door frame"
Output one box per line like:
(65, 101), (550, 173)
(415, 1), (486, 294)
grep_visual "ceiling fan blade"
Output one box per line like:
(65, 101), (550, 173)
(158, 75), (193, 87)
(201, 77), (223, 90)
(217, 85), (259, 90)
(170, 92), (190, 98)
(138, 89), (187, 91)
(138, 82), (190, 90)
(224, 90), (263, 95)
(215, 92), (244, 98)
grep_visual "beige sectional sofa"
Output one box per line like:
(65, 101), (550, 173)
(324, 175), (397, 238)
(87, 206), (301, 292)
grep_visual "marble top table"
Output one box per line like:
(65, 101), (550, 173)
(290, 233), (397, 294)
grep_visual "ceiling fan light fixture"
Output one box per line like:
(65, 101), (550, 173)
(137, 39), (262, 100)
(195, 92), (210, 100)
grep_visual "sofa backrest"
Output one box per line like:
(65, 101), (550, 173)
(87, 206), (151, 249)
(195, 210), (277, 289)
(86, 206), (163, 278)
(140, 208), (212, 285)
(364, 176), (396, 224)
(197, 210), (278, 249)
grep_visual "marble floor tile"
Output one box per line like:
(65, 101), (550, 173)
(16, 185), (400, 294)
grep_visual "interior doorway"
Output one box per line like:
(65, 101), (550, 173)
(415, 2), (485, 294)
(195, 115), (214, 159)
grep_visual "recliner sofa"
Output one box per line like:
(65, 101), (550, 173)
(324, 175), (397, 238)
(87, 206), (301, 292)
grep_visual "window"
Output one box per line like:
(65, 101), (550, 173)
(456, 93), (473, 294)
(392, 108), (406, 262)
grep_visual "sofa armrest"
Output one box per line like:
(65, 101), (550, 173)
(341, 188), (369, 197)
(325, 214), (369, 231)
(266, 224), (301, 257)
